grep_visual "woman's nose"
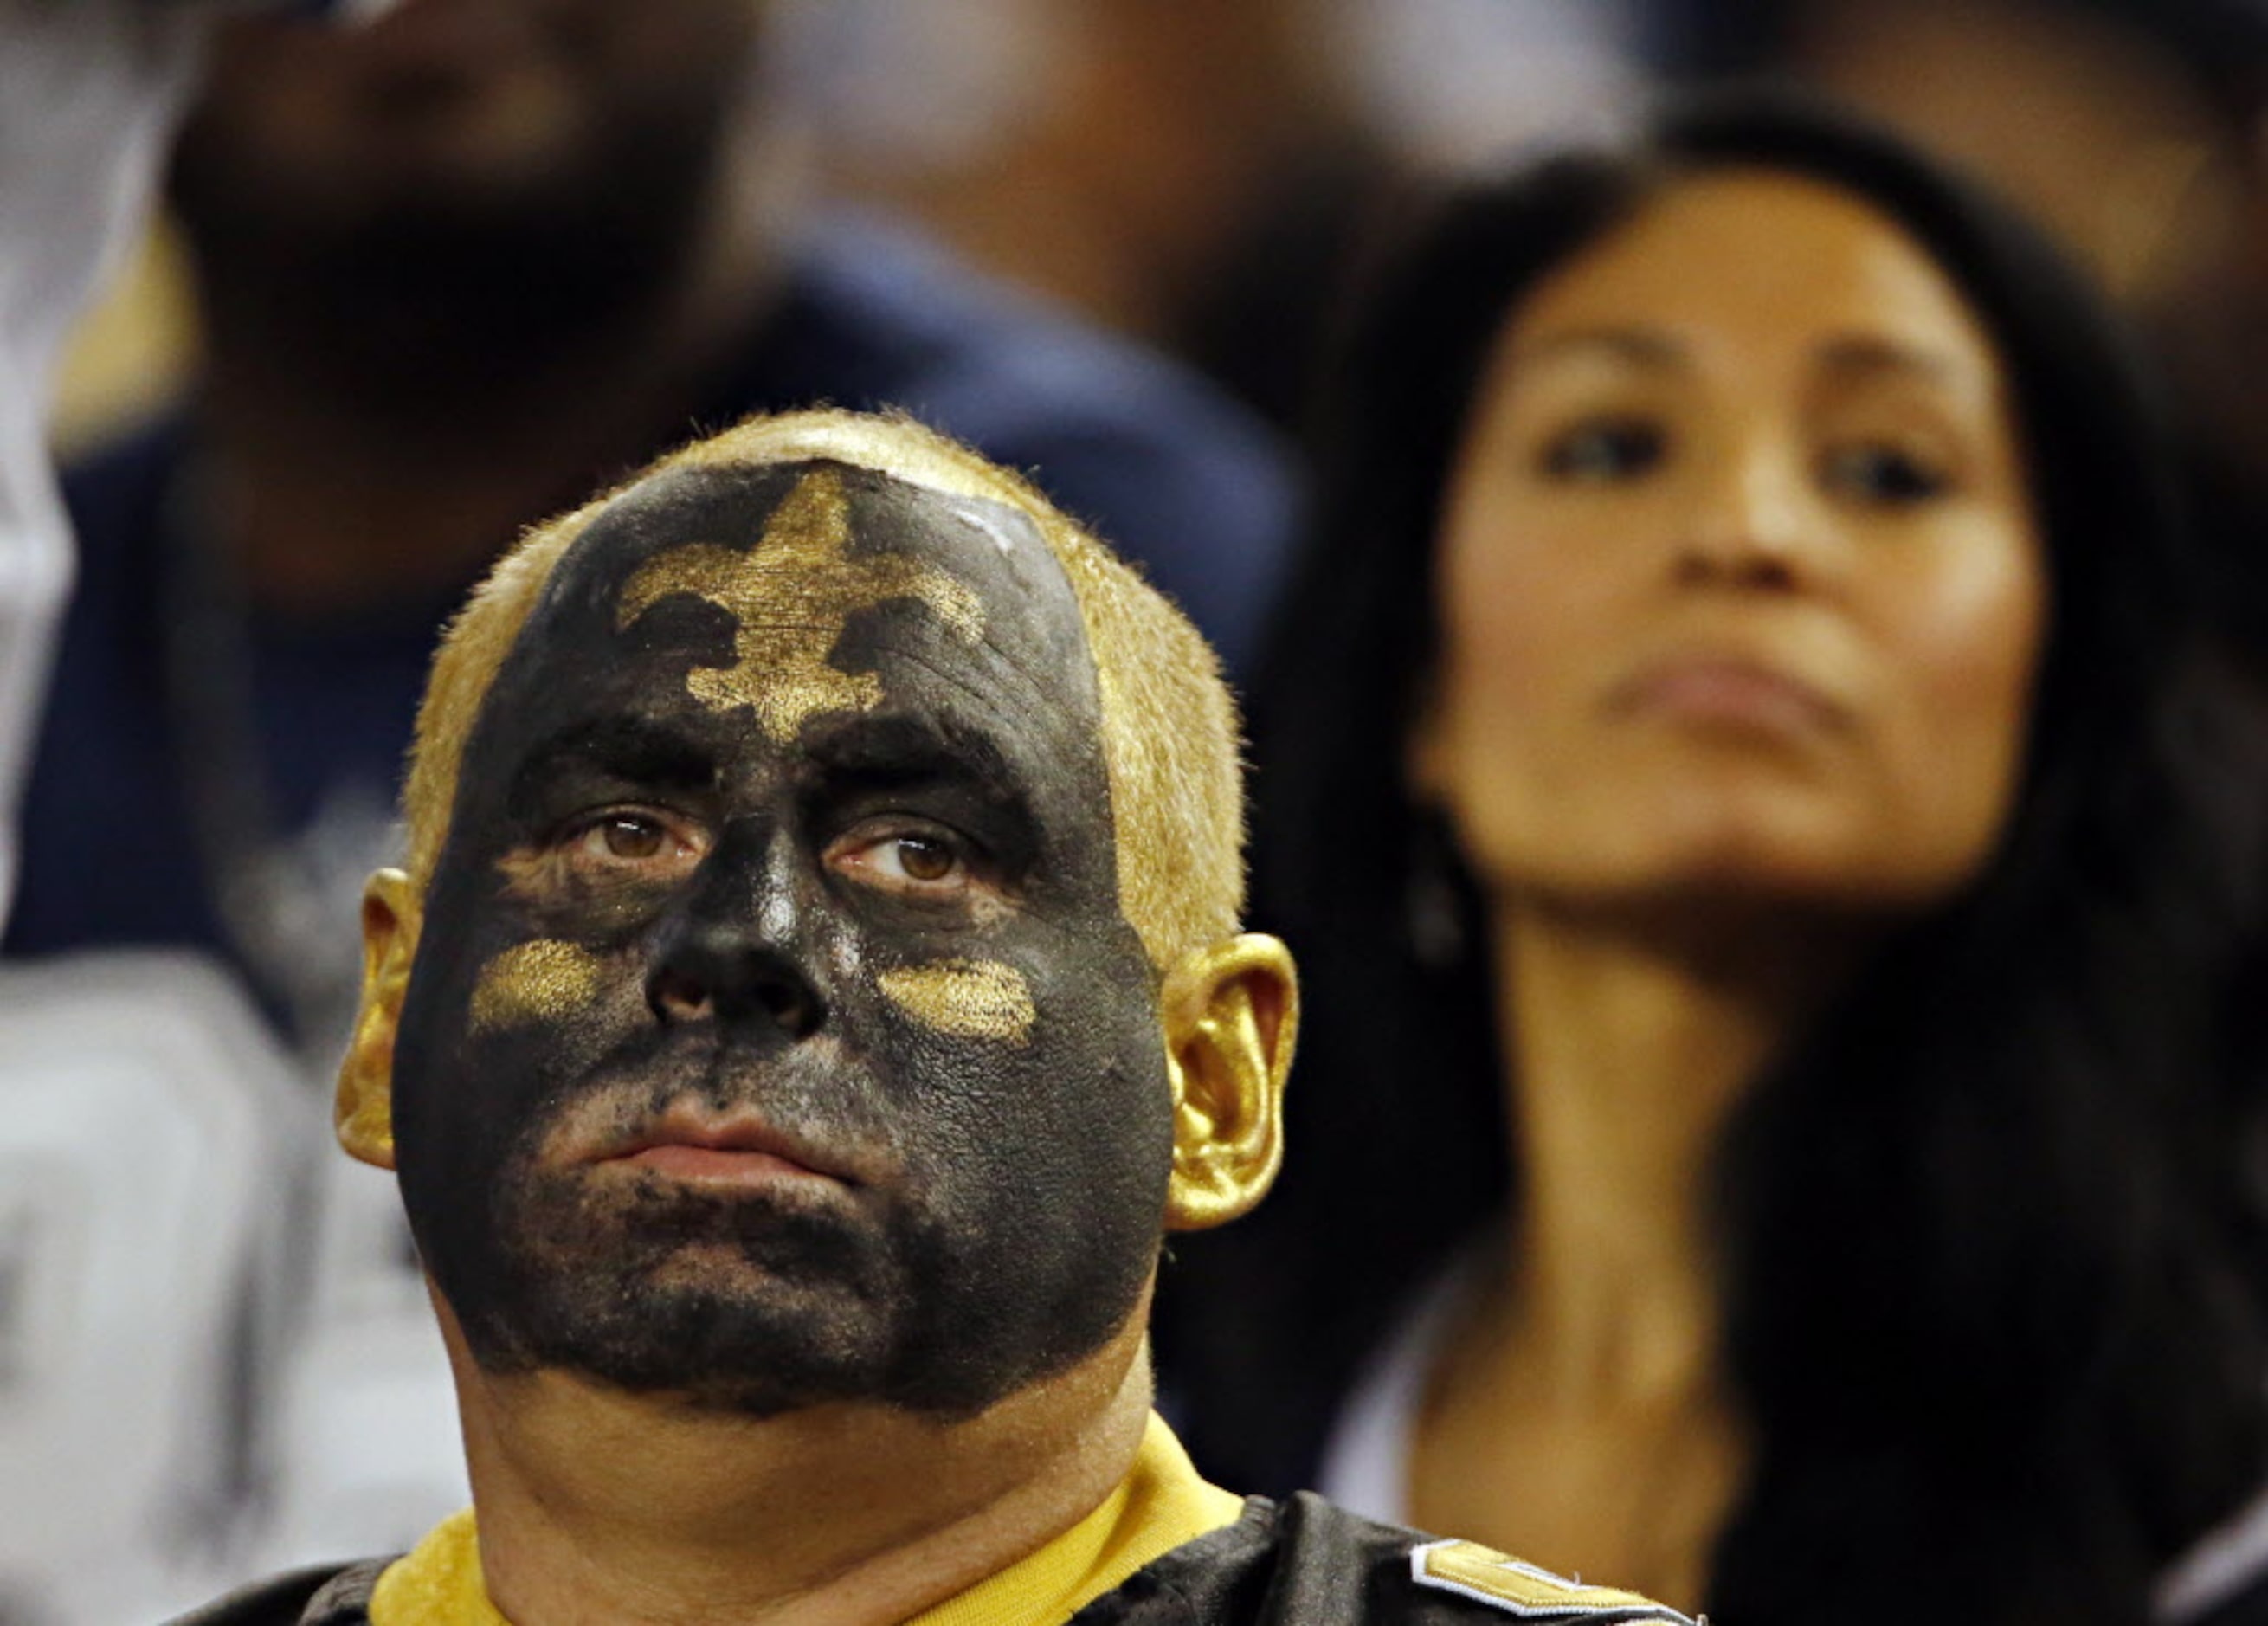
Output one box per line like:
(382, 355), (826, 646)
(1675, 441), (1814, 590)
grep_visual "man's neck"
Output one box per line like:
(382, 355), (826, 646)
(450, 1324), (1157, 1626)
(196, 333), (710, 622)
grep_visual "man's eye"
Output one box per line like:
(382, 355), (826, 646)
(1820, 442), (1951, 507)
(865, 833), (963, 887)
(888, 835), (958, 883)
(569, 812), (694, 866)
(1537, 417), (1667, 483)
(827, 824), (981, 894)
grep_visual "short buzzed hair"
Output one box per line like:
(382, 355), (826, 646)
(400, 410), (1245, 971)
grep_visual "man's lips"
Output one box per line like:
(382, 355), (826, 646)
(584, 1107), (860, 1189)
(619, 1144), (826, 1184)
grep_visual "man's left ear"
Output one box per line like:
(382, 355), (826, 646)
(1160, 933), (1298, 1231)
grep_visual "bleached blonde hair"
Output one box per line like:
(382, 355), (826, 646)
(399, 409), (1244, 970)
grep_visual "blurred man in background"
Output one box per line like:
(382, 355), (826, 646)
(10, 0), (1292, 1043)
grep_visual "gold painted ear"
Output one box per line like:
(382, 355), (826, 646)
(336, 868), (418, 1171)
(1160, 934), (1298, 1231)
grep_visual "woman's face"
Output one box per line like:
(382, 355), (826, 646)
(1421, 170), (2046, 918)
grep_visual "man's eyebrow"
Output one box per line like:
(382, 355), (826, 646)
(509, 716), (714, 793)
(1510, 325), (1686, 370)
(800, 711), (1027, 796)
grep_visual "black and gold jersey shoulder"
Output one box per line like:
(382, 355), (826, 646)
(159, 1495), (1698, 1626)
(1081, 1493), (1699, 1626)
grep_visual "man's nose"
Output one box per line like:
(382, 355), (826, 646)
(645, 823), (826, 1039)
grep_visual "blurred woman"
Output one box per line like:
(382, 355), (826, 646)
(1157, 91), (2268, 1626)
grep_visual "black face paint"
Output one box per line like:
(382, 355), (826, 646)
(390, 461), (1169, 1417)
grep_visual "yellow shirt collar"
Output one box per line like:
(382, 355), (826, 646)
(905, 1413), (1246, 1626)
(368, 1507), (500, 1626)
(369, 1412), (1244, 1626)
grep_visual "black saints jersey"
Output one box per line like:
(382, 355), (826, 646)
(166, 1494), (1698, 1626)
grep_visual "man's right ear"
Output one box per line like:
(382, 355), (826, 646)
(336, 868), (417, 1171)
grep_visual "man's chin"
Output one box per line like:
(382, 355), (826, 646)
(466, 1272), (906, 1419)
(451, 1262), (1099, 1424)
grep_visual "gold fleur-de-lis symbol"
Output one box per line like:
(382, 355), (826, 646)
(614, 466), (986, 741)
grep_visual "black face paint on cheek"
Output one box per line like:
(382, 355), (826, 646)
(390, 460), (1171, 1416)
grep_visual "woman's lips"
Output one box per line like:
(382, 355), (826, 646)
(1610, 655), (1849, 733)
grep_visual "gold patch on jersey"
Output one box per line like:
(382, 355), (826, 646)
(1408, 1540), (1700, 1623)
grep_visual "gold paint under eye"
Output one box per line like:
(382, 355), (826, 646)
(470, 939), (605, 1034)
(878, 960), (1036, 1043)
(613, 466), (986, 741)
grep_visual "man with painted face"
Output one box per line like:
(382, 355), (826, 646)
(174, 410), (1691, 1626)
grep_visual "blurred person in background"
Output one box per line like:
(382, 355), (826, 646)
(1157, 92), (2268, 1626)
(789, 0), (1653, 429)
(1660, 0), (2268, 678)
(7, 0), (1293, 1054)
(0, 0), (204, 932)
(0, 6), (403, 1622)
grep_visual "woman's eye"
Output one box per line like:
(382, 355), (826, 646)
(1821, 442), (1950, 506)
(1537, 417), (1666, 483)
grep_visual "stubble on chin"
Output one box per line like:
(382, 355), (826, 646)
(460, 1155), (913, 1416)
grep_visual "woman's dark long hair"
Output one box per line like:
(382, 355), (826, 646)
(1156, 87), (2268, 1626)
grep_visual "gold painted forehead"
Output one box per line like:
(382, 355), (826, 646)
(612, 465), (989, 742)
(403, 410), (1245, 972)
